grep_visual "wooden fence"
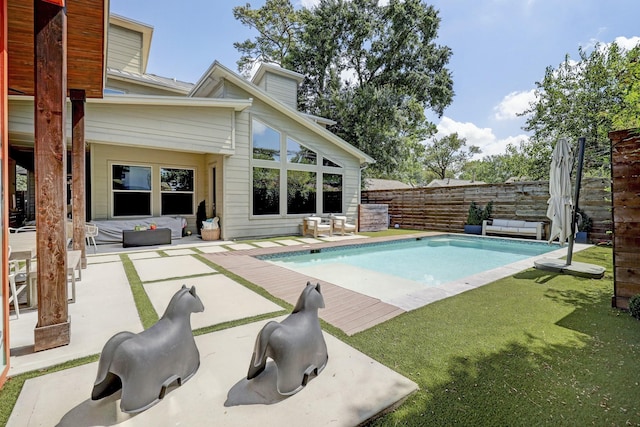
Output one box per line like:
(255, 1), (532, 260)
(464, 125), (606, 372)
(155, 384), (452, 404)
(361, 177), (612, 243)
(610, 129), (640, 309)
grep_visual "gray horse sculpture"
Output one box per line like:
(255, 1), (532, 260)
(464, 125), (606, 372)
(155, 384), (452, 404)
(92, 285), (204, 413)
(247, 281), (328, 395)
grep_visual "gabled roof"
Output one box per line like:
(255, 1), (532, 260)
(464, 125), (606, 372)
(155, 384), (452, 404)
(190, 61), (375, 165)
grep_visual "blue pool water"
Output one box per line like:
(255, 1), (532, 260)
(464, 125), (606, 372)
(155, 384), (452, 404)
(264, 236), (558, 287)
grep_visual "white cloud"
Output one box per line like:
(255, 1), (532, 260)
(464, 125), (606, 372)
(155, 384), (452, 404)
(431, 116), (529, 159)
(614, 36), (640, 50)
(493, 90), (536, 121)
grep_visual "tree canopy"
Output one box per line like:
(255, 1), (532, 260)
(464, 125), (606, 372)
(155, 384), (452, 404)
(233, 0), (453, 179)
(422, 133), (479, 180)
(521, 42), (640, 177)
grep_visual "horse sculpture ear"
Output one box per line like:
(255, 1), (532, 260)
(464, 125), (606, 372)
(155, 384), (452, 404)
(181, 284), (187, 290)
(315, 283), (322, 293)
(189, 286), (197, 297)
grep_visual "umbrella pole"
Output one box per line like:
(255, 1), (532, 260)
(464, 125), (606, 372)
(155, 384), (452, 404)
(566, 137), (586, 265)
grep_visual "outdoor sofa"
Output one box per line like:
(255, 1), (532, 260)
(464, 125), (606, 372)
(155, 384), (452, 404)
(482, 218), (544, 240)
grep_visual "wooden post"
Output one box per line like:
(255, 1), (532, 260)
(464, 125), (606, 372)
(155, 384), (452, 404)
(70, 89), (86, 267)
(33, 0), (70, 351)
(1, 0), (11, 387)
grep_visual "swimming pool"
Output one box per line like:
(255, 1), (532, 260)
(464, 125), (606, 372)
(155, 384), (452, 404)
(261, 235), (563, 311)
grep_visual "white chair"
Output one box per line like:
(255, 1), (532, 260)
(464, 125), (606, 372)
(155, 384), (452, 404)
(302, 216), (332, 238)
(331, 215), (358, 235)
(85, 223), (98, 252)
(8, 247), (26, 318)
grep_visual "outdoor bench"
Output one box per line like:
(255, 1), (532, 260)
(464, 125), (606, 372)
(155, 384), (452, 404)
(482, 219), (544, 240)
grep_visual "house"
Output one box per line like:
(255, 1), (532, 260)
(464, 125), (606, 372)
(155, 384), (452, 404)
(425, 178), (486, 188)
(8, 14), (375, 241)
(364, 179), (413, 191)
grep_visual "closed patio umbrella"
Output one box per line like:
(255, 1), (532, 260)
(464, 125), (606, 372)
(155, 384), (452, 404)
(546, 138), (573, 245)
(534, 137), (605, 278)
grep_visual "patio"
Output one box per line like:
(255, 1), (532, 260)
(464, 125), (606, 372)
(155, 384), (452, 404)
(6, 233), (421, 426)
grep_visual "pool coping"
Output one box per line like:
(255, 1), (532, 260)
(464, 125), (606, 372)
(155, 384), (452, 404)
(201, 232), (578, 335)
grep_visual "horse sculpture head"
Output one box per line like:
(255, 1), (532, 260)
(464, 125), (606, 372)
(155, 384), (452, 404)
(163, 285), (205, 320)
(292, 282), (325, 313)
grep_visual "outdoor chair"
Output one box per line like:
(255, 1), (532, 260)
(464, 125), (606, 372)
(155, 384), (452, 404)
(8, 247), (26, 318)
(85, 223), (99, 252)
(331, 215), (358, 236)
(303, 216), (332, 238)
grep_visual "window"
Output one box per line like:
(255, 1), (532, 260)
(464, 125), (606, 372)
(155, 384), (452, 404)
(253, 120), (281, 161)
(287, 170), (316, 214)
(112, 165), (151, 216)
(253, 167), (280, 215)
(323, 173), (342, 213)
(160, 168), (194, 215)
(287, 138), (316, 164)
(251, 117), (345, 216)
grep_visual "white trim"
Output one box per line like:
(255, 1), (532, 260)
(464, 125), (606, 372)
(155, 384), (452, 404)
(89, 94), (252, 110)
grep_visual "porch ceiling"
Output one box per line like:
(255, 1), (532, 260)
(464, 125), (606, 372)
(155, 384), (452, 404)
(7, 0), (107, 99)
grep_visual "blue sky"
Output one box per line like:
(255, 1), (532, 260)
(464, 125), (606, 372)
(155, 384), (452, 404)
(110, 0), (640, 159)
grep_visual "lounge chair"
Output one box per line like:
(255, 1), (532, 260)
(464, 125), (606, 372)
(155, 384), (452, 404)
(331, 215), (358, 236)
(302, 216), (332, 238)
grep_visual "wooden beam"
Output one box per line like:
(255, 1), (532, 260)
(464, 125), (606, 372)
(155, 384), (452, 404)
(1, 0), (11, 387)
(33, 0), (69, 352)
(70, 89), (86, 267)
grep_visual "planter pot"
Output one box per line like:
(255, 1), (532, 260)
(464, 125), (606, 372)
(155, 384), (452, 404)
(464, 224), (482, 235)
(575, 231), (588, 244)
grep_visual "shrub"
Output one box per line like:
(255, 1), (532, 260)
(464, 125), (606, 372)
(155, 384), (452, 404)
(576, 208), (593, 232)
(467, 201), (493, 225)
(629, 294), (640, 320)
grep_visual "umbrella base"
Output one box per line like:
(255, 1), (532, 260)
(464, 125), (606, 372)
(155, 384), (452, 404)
(534, 258), (605, 279)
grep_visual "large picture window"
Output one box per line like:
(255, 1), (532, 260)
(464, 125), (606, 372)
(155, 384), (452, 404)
(287, 170), (316, 214)
(251, 117), (345, 216)
(253, 167), (280, 215)
(253, 120), (281, 161)
(161, 168), (194, 215)
(323, 173), (343, 213)
(112, 165), (151, 216)
(287, 138), (316, 165)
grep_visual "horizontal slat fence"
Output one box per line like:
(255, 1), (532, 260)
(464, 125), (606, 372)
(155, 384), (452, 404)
(610, 129), (640, 309)
(362, 178), (612, 243)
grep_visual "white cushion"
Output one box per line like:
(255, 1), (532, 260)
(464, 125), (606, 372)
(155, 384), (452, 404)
(506, 220), (526, 228)
(517, 227), (537, 234)
(523, 222), (539, 228)
(492, 219), (509, 227)
(305, 217), (321, 223)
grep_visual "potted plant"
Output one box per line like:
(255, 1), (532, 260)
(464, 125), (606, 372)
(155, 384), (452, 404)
(464, 201), (493, 235)
(575, 208), (592, 243)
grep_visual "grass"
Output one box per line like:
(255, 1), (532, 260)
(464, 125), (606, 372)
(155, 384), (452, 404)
(343, 246), (640, 426)
(2, 234), (638, 426)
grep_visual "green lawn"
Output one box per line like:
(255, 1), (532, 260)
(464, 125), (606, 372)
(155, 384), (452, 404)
(2, 238), (638, 426)
(343, 246), (640, 426)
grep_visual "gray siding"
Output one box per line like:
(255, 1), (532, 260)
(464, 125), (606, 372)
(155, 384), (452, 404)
(86, 104), (237, 154)
(256, 72), (298, 109)
(108, 25), (142, 73)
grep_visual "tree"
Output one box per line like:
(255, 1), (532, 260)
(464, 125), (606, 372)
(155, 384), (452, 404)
(521, 42), (640, 176)
(232, 0), (301, 77)
(422, 133), (479, 179)
(234, 0), (454, 178)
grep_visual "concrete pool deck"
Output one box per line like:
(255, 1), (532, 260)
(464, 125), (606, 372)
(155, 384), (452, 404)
(5, 231), (588, 425)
